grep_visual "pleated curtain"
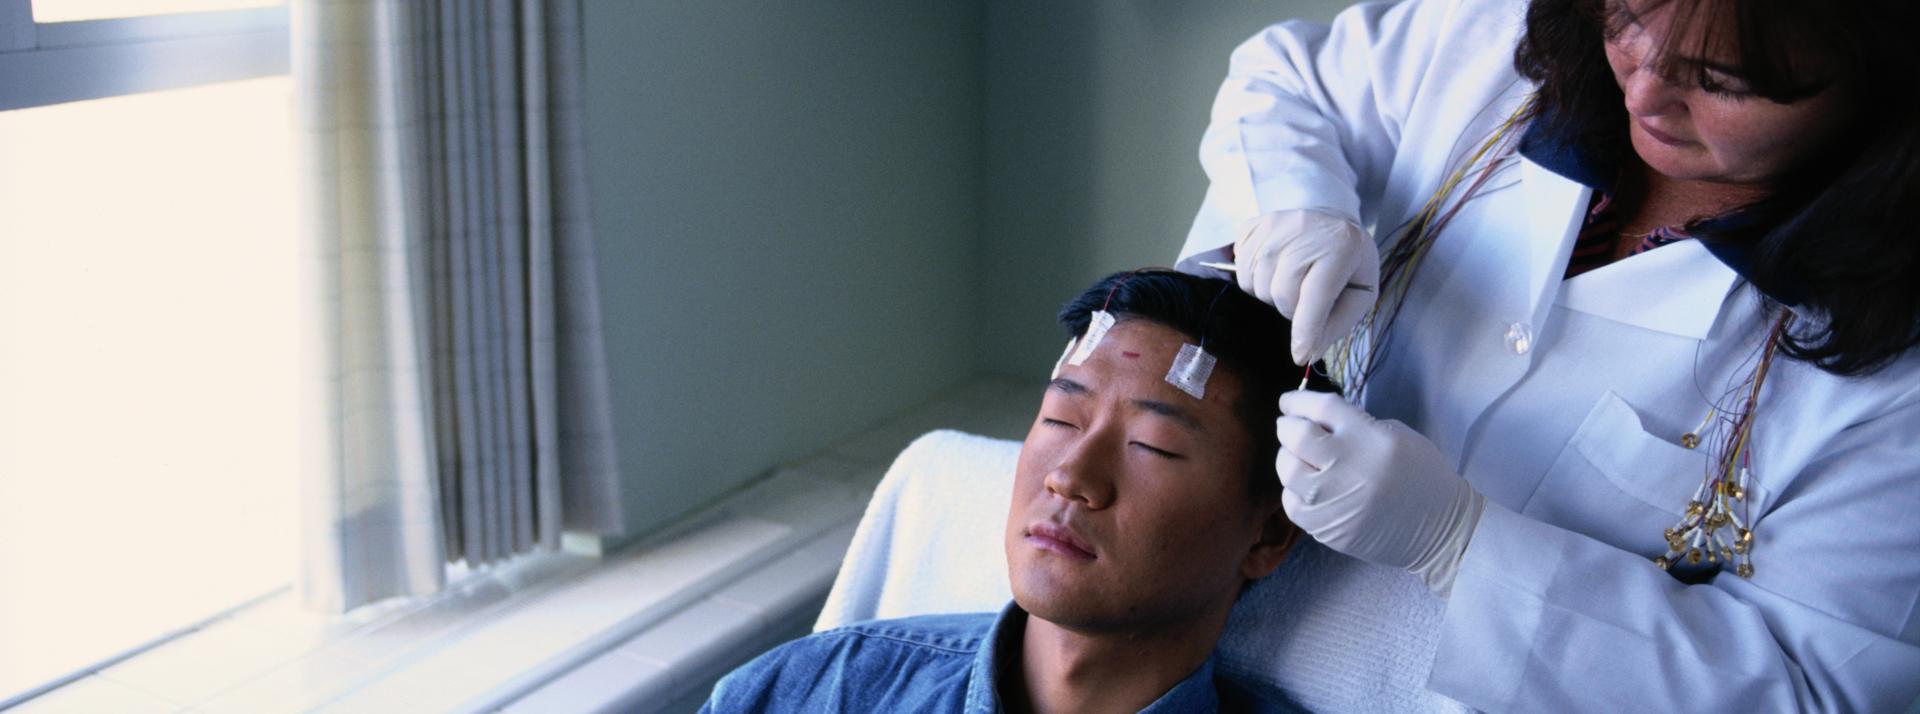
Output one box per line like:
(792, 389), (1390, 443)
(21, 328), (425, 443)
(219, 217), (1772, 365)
(293, 0), (623, 613)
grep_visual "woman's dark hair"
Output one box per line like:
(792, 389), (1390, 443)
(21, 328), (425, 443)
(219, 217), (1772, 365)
(1057, 269), (1337, 497)
(1515, 0), (1920, 375)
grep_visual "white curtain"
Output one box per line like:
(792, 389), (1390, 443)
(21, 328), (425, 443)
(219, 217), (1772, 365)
(293, 0), (623, 613)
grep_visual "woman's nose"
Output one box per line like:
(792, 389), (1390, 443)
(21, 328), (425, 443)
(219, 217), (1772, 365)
(1617, 34), (1685, 116)
(1621, 64), (1685, 117)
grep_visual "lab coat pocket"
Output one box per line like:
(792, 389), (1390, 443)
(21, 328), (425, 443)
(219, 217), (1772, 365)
(1524, 391), (1709, 555)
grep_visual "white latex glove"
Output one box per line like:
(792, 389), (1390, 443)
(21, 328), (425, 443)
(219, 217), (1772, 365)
(1274, 390), (1486, 598)
(1233, 208), (1381, 365)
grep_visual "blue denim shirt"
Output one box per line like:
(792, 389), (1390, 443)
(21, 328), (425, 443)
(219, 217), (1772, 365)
(701, 602), (1293, 713)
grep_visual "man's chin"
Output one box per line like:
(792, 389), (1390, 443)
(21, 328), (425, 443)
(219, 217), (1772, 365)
(1013, 595), (1103, 633)
(1010, 568), (1116, 629)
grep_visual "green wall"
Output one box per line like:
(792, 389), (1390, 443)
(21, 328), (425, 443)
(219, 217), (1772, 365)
(582, 1), (986, 537)
(976, 0), (1358, 378)
(581, 0), (1358, 539)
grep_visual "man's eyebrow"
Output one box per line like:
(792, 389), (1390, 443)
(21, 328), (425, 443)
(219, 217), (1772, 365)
(1132, 399), (1204, 433)
(1048, 378), (1203, 431)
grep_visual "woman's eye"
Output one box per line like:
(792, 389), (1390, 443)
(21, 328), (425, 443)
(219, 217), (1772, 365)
(1131, 442), (1184, 460)
(1699, 69), (1754, 98)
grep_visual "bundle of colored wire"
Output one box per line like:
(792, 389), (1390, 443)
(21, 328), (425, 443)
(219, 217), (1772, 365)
(1327, 99), (1533, 398)
(1658, 310), (1791, 577)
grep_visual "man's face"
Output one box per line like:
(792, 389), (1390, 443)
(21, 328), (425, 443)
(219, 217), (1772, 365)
(1005, 319), (1287, 633)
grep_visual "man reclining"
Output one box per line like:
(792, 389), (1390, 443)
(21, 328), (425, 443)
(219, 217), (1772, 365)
(703, 269), (1319, 713)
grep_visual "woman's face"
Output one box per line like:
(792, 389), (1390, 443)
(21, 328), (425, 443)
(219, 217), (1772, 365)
(1602, 0), (1854, 188)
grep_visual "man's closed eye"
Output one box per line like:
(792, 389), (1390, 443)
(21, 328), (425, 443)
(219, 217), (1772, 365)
(1131, 442), (1184, 460)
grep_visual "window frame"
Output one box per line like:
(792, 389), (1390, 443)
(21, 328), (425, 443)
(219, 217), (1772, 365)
(0, 0), (288, 112)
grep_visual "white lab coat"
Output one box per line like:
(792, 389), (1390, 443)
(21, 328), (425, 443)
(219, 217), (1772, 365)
(1180, 0), (1920, 711)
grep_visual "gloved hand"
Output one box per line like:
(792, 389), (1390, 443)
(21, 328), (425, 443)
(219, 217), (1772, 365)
(1274, 390), (1486, 598)
(1232, 209), (1381, 365)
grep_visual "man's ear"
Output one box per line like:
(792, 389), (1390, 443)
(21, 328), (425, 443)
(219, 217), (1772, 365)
(1240, 498), (1298, 581)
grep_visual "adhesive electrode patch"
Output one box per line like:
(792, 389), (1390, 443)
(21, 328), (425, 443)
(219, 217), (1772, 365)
(1051, 337), (1077, 379)
(1068, 310), (1115, 366)
(1166, 344), (1216, 400)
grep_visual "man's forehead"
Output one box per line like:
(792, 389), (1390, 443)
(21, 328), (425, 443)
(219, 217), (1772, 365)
(1049, 322), (1239, 428)
(1077, 319), (1184, 366)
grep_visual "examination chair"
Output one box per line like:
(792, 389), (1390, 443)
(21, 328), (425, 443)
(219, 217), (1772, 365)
(816, 430), (1470, 714)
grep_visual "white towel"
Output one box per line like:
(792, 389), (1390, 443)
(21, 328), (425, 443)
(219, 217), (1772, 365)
(817, 429), (1470, 713)
(816, 430), (1018, 627)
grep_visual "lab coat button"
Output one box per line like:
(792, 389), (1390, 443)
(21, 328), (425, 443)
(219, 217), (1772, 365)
(1504, 322), (1533, 355)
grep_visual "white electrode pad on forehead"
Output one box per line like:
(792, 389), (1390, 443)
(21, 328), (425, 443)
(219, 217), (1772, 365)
(1051, 337), (1077, 379)
(1067, 310), (1116, 366)
(1166, 343), (1216, 400)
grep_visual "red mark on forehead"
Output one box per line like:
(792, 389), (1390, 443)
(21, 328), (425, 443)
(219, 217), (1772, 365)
(1121, 351), (1141, 359)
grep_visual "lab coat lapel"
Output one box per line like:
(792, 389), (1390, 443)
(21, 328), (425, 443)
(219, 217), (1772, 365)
(1423, 155), (1588, 500)
(1521, 157), (1588, 334)
(1376, 152), (1588, 467)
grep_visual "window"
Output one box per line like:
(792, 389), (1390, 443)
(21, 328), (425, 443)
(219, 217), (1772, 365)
(0, 0), (292, 706)
(32, 1), (282, 22)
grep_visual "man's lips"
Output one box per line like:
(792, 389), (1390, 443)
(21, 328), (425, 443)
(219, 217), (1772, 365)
(1026, 521), (1097, 560)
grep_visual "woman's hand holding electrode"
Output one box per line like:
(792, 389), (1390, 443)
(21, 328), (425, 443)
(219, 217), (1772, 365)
(1272, 390), (1485, 598)
(1232, 209), (1380, 366)
(1234, 210), (1478, 593)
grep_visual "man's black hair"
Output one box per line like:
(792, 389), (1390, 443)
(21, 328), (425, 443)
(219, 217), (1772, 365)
(1057, 268), (1337, 497)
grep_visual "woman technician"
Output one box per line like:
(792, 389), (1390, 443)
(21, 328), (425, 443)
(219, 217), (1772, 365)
(1179, 0), (1920, 709)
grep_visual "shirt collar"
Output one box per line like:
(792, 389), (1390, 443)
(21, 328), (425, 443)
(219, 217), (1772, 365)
(1138, 658), (1224, 713)
(1556, 239), (1741, 339)
(967, 602), (1225, 714)
(1516, 105), (1621, 192)
(964, 602), (1022, 713)
(1517, 104), (1803, 307)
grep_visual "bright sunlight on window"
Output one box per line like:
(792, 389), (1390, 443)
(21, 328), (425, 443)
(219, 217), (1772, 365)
(0, 76), (299, 703)
(30, 0), (284, 22)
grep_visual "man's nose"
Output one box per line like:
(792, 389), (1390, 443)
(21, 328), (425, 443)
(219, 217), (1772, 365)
(1043, 435), (1115, 510)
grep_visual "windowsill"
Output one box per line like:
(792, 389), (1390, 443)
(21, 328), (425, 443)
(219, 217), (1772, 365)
(11, 376), (1034, 714)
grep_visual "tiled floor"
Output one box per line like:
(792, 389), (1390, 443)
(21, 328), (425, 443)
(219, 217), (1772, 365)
(5, 375), (1037, 714)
